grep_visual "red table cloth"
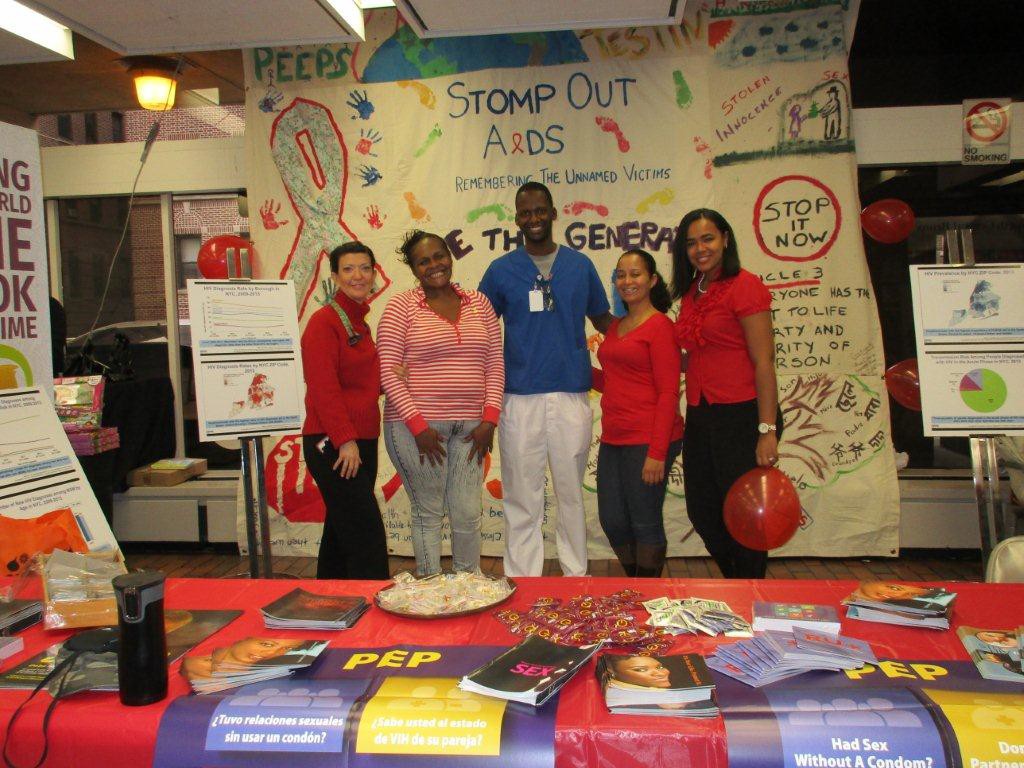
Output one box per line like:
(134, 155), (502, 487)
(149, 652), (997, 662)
(1, 577), (1020, 768)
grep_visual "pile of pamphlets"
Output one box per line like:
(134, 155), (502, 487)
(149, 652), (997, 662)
(0, 599), (43, 636)
(708, 627), (877, 687)
(643, 597), (752, 637)
(181, 637), (329, 694)
(751, 601), (841, 635)
(458, 634), (603, 706)
(261, 588), (368, 630)
(841, 582), (956, 629)
(957, 626), (1023, 682)
(596, 652), (718, 717)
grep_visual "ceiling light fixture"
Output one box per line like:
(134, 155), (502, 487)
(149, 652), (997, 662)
(123, 56), (181, 111)
(321, 0), (366, 39)
(0, 0), (73, 60)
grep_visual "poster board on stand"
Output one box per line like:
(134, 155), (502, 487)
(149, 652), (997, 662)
(909, 264), (1024, 436)
(186, 280), (305, 443)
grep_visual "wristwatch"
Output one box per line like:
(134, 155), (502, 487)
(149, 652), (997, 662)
(757, 422), (777, 435)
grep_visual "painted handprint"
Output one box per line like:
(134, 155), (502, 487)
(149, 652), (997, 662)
(346, 90), (375, 120)
(259, 85), (284, 114)
(358, 165), (383, 187)
(356, 128), (382, 156)
(364, 204), (386, 230)
(259, 199), (289, 230)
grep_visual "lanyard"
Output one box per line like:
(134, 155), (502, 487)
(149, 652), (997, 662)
(328, 297), (362, 346)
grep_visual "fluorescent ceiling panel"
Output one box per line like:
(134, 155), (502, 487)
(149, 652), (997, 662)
(395, 0), (685, 37)
(0, 0), (73, 63)
(21, 0), (365, 54)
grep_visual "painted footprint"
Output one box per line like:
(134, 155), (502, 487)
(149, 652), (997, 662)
(594, 116), (630, 152)
(562, 201), (609, 217)
(413, 123), (442, 158)
(466, 203), (514, 223)
(404, 191), (430, 221)
(673, 70), (693, 108)
(397, 80), (437, 109)
(635, 188), (675, 214)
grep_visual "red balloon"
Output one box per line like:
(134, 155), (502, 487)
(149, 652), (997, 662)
(723, 467), (801, 551)
(861, 199), (916, 244)
(884, 358), (921, 411)
(197, 235), (254, 279)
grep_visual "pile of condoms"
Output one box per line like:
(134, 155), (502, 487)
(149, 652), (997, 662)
(496, 590), (674, 654)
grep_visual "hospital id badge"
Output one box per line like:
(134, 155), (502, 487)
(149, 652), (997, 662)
(529, 289), (544, 312)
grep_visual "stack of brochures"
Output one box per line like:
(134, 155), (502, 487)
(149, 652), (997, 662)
(596, 652), (718, 717)
(957, 626), (1023, 683)
(0, 599), (43, 636)
(841, 582), (956, 629)
(751, 602), (841, 635)
(642, 597), (752, 637)
(458, 634), (603, 706)
(181, 638), (329, 694)
(708, 627), (877, 687)
(261, 588), (369, 630)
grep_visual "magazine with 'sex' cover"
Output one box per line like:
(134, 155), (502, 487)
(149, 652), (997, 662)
(458, 634), (603, 706)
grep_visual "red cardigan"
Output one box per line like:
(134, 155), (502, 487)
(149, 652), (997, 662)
(300, 291), (381, 445)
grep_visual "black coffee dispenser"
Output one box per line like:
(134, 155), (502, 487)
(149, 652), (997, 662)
(113, 571), (168, 706)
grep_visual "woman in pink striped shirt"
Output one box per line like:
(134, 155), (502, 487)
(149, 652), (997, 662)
(378, 231), (505, 576)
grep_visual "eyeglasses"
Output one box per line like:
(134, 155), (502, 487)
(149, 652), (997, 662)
(534, 275), (555, 312)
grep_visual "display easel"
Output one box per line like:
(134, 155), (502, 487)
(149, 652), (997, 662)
(226, 248), (275, 579)
(938, 228), (1007, 563)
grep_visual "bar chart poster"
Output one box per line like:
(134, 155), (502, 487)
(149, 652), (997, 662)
(909, 264), (1024, 436)
(187, 280), (305, 441)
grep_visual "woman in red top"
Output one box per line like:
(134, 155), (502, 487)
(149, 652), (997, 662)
(300, 241), (389, 580)
(595, 249), (684, 578)
(672, 209), (781, 579)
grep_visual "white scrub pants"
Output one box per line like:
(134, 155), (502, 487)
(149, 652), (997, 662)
(499, 392), (593, 577)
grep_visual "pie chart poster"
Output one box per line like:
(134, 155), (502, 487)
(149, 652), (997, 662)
(919, 352), (1024, 435)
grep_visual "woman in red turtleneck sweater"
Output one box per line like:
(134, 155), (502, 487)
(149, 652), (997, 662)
(300, 242), (389, 580)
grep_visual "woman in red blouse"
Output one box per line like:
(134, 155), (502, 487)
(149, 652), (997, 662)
(300, 242), (389, 580)
(595, 249), (684, 578)
(672, 209), (781, 579)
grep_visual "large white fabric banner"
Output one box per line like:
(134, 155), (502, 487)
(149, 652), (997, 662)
(243, 0), (900, 560)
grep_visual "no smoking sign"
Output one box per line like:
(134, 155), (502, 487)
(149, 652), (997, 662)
(963, 98), (1011, 165)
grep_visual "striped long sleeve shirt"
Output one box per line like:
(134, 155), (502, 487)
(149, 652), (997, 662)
(377, 285), (504, 435)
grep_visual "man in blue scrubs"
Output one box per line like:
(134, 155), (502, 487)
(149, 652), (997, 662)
(479, 182), (612, 576)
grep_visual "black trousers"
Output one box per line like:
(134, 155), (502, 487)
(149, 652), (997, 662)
(682, 399), (783, 579)
(303, 435), (390, 580)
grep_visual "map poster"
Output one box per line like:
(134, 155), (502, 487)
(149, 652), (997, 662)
(909, 264), (1024, 436)
(910, 265), (1024, 347)
(0, 387), (118, 560)
(186, 280), (305, 441)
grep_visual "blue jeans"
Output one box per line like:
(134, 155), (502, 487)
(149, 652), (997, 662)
(384, 419), (483, 576)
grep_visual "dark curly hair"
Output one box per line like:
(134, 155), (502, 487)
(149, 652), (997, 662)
(397, 230), (448, 267)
